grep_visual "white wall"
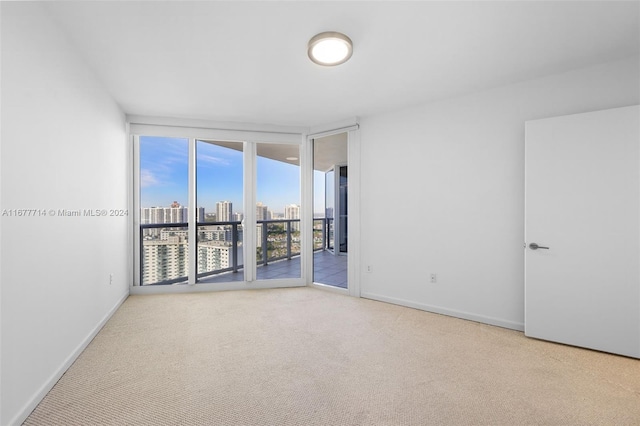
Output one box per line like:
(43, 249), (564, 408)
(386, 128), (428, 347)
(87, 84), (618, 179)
(0, 3), (129, 425)
(359, 57), (640, 330)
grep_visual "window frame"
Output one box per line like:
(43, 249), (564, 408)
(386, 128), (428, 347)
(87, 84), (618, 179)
(130, 118), (309, 293)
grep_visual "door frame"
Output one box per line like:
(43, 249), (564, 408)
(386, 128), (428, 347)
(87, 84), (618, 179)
(524, 105), (640, 358)
(306, 121), (361, 297)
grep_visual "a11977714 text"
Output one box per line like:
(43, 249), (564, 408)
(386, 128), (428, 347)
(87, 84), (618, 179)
(2, 209), (129, 217)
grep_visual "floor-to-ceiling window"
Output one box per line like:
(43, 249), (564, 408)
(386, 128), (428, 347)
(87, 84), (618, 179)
(139, 136), (190, 285)
(196, 140), (244, 283)
(132, 126), (305, 288)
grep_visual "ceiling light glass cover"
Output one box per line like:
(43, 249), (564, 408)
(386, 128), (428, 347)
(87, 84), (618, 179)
(308, 32), (353, 66)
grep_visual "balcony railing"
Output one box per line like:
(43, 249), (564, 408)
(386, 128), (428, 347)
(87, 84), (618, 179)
(140, 218), (333, 285)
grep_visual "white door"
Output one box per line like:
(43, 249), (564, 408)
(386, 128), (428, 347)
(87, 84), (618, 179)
(524, 105), (640, 358)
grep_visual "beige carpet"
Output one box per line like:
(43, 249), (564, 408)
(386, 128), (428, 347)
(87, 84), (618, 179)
(24, 287), (640, 425)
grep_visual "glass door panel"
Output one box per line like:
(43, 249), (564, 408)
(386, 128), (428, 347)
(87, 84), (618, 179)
(312, 134), (348, 289)
(196, 140), (244, 283)
(313, 169), (327, 252)
(338, 165), (348, 253)
(325, 169), (335, 252)
(255, 144), (301, 280)
(139, 136), (189, 285)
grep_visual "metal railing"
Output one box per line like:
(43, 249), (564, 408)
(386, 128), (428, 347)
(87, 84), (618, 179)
(257, 219), (299, 265)
(313, 217), (333, 251)
(140, 218), (333, 285)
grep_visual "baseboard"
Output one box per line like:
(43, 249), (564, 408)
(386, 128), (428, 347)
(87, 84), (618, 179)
(130, 280), (306, 295)
(8, 291), (129, 426)
(361, 292), (525, 331)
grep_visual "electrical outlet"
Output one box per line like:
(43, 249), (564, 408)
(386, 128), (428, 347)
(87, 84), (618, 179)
(430, 273), (437, 283)
(366, 265), (372, 273)
(109, 273), (114, 285)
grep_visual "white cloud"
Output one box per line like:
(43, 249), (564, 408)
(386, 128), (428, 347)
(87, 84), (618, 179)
(140, 169), (159, 188)
(197, 154), (230, 167)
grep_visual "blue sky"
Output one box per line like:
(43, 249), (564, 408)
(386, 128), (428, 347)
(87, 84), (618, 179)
(140, 136), (325, 214)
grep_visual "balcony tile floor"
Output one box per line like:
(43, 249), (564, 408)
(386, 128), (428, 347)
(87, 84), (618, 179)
(198, 250), (347, 288)
(312, 251), (348, 288)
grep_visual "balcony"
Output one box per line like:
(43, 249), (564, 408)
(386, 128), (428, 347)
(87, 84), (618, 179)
(140, 218), (346, 288)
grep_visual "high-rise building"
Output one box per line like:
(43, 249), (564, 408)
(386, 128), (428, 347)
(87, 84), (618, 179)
(197, 242), (232, 274)
(164, 206), (188, 223)
(141, 207), (164, 224)
(285, 204), (300, 231)
(198, 225), (234, 242)
(233, 212), (243, 222)
(160, 229), (188, 240)
(216, 201), (233, 222)
(142, 206), (203, 224)
(142, 236), (189, 284)
(141, 203), (230, 284)
(142, 236), (232, 285)
(256, 202), (268, 221)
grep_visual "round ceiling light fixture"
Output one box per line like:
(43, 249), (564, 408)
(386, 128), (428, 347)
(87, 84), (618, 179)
(308, 31), (353, 66)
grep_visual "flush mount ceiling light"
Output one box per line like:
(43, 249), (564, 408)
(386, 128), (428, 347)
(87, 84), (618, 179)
(308, 31), (353, 66)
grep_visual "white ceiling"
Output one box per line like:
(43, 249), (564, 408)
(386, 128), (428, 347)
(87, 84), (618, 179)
(314, 133), (348, 171)
(43, 1), (639, 128)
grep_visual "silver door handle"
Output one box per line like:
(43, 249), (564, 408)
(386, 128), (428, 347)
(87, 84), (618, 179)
(529, 243), (549, 250)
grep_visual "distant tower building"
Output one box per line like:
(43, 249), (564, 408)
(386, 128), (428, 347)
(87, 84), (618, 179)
(256, 202), (268, 249)
(216, 201), (233, 222)
(256, 202), (269, 221)
(164, 206), (187, 223)
(285, 204), (300, 231)
(142, 205), (202, 224)
(233, 212), (244, 222)
(141, 207), (165, 224)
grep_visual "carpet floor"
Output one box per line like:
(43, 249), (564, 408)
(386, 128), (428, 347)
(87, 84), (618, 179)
(24, 287), (640, 425)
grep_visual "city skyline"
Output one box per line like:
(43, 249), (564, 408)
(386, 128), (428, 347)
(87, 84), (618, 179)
(140, 136), (326, 215)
